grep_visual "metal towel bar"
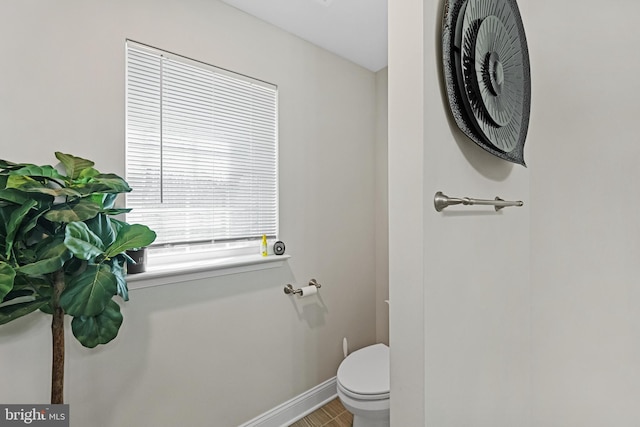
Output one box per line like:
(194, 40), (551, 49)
(434, 191), (523, 212)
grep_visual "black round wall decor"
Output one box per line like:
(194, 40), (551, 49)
(442, 0), (530, 166)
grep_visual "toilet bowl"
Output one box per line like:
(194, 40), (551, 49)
(336, 343), (389, 427)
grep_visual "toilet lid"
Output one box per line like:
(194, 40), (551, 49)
(337, 343), (389, 398)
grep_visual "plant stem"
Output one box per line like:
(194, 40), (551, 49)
(51, 270), (65, 404)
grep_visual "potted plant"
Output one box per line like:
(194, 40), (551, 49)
(0, 152), (156, 404)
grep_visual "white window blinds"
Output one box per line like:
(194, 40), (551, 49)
(125, 41), (278, 246)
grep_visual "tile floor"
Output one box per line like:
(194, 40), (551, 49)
(289, 398), (353, 427)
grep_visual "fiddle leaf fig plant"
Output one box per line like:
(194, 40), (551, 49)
(0, 152), (156, 403)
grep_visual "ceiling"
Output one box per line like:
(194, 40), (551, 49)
(219, 0), (388, 72)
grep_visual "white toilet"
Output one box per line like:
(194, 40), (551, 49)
(336, 343), (390, 427)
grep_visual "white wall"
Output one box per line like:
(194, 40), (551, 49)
(375, 67), (389, 345)
(528, 1), (640, 425)
(388, 0), (427, 424)
(390, 0), (640, 425)
(389, 0), (530, 425)
(0, 1), (380, 425)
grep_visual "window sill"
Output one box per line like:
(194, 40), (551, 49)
(125, 254), (291, 290)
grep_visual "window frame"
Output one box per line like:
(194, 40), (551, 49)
(124, 40), (280, 272)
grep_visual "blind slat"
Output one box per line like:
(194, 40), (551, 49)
(126, 41), (278, 246)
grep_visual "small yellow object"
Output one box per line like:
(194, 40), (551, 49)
(261, 234), (268, 257)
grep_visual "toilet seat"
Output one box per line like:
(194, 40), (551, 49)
(337, 381), (389, 401)
(337, 343), (389, 401)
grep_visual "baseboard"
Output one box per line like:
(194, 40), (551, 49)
(238, 377), (337, 427)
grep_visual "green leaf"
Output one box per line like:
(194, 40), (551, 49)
(59, 264), (117, 317)
(110, 257), (129, 301)
(63, 257), (85, 276)
(17, 240), (72, 275)
(33, 282), (54, 315)
(92, 174), (131, 192)
(90, 193), (116, 210)
(104, 224), (156, 258)
(14, 274), (52, 291)
(0, 159), (20, 170)
(4, 200), (37, 258)
(37, 187), (81, 198)
(6, 175), (40, 190)
(44, 198), (101, 223)
(0, 208), (8, 241)
(0, 297), (49, 325)
(0, 262), (16, 301)
(98, 193), (118, 210)
(71, 299), (123, 348)
(15, 208), (47, 243)
(39, 304), (54, 315)
(0, 189), (28, 205)
(6, 200), (37, 239)
(11, 165), (66, 181)
(6, 175), (80, 198)
(78, 167), (100, 181)
(4, 272), (45, 303)
(55, 152), (95, 180)
(101, 208), (132, 216)
(109, 218), (126, 236)
(3, 288), (35, 302)
(72, 174), (132, 196)
(85, 214), (116, 248)
(64, 221), (106, 261)
(0, 188), (54, 206)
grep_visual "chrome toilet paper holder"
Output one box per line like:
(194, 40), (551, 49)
(284, 279), (321, 296)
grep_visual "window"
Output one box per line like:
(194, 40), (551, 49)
(125, 41), (278, 259)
